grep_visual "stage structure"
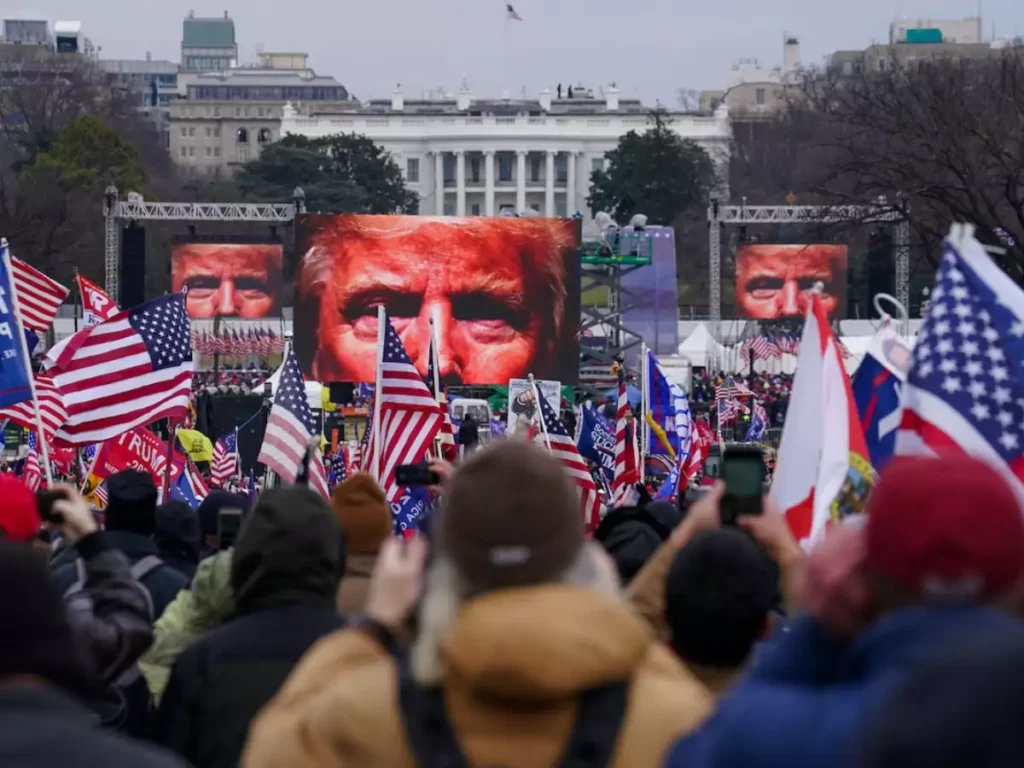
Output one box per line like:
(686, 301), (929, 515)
(707, 200), (910, 335)
(102, 186), (306, 302)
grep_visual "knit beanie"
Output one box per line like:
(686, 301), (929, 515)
(331, 473), (391, 555)
(103, 470), (158, 536)
(0, 475), (41, 543)
(438, 440), (585, 593)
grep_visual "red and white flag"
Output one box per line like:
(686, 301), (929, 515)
(210, 431), (240, 488)
(22, 432), (42, 492)
(0, 374), (68, 445)
(11, 256), (69, 332)
(611, 373), (640, 505)
(683, 420), (714, 484)
(772, 295), (874, 548)
(77, 274), (118, 326)
(44, 294), (193, 446)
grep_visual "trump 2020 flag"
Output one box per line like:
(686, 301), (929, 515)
(0, 244), (33, 409)
(896, 225), (1024, 499)
(644, 347), (692, 463)
(851, 325), (912, 471)
(576, 405), (615, 483)
(773, 294), (875, 548)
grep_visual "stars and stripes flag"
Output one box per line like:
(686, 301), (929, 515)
(329, 444), (347, 488)
(357, 409), (373, 473)
(715, 377), (754, 400)
(42, 294), (193, 445)
(506, 3), (523, 21)
(611, 368), (640, 505)
(77, 273), (118, 327)
(22, 431), (41, 491)
(11, 256), (68, 332)
(896, 227), (1024, 500)
(368, 310), (442, 504)
(534, 382), (602, 529)
(211, 431), (240, 488)
(749, 335), (771, 360)
(427, 331), (458, 461)
(93, 480), (108, 508)
(257, 351), (329, 497)
(0, 374), (67, 446)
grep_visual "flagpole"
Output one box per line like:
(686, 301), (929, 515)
(2, 241), (53, 486)
(72, 267), (79, 333)
(162, 421), (177, 501)
(640, 344), (649, 459)
(527, 374), (552, 452)
(372, 305), (385, 482)
(428, 315), (442, 457)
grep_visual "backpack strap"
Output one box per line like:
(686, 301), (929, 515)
(128, 555), (163, 621)
(397, 655), (468, 768)
(63, 557), (88, 599)
(557, 681), (629, 768)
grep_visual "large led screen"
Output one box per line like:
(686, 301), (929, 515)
(172, 243), (284, 318)
(294, 214), (581, 385)
(734, 244), (848, 321)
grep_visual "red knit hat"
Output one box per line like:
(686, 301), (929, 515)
(866, 455), (1024, 602)
(0, 476), (41, 543)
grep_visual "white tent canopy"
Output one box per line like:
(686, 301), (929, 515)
(253, 357), (322, 412)
(677, 323), (726, 368)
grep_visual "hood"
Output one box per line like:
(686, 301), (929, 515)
(190, 550), (235, 624)
(231, 487), (346, 615)
(593, 508), (667, 583)
(155, 501), (201, 564)
(442, 585), (652, 703)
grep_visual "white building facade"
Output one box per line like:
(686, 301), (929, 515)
(279, 86), (731, 222)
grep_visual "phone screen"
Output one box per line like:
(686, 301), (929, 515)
(722, 457), (765, 497)
(217, 508), (243, 549)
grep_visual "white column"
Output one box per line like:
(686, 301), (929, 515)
(544, 150), (556, 216)
(484, 150), (495, 216)
(455, 150), (466, 216)
(434, 151), (444, 215)
(516, 150), (527, 212)
(566, 151), (577, 215)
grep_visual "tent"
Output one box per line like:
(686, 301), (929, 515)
(677, 323), (725, 368)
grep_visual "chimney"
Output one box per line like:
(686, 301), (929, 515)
(605, 85), (619, 111)
(456, 87), (471, 110)
(783, 35), (801, 72)
(391, 86), (404, 111)
(539, 87), (552, 111)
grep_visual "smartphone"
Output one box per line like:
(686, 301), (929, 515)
(720, 446), (767, 525)
(217, 507), (244, 550)
(36, 488), (70, 525)
(395, 463), (440, 487)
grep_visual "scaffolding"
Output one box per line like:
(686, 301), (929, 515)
(707, 201), (910, 335)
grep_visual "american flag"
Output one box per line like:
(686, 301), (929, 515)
(535, 384), (602, 529)
(611, 370), (640, 504)
(211, 431), (240, 488)
(715, 377), (754, 400)
(0, 374), (68, 445)
(749, 335), (771, 360)
(357, 409), (372, 473)
(22, 431), (42, 491)
(93, 480), (109, 508)
(764, 332), (782, 358)
(427, 333), (458, 461)
(896, 231), (1024, 495)
(368, 312), (442, 503)
(257, 351), (329, 498)
(717, 397), (745, 425)
(11, 256), (69, 332)
(329, 444), (347, 488)
(44, 294), (193, 446)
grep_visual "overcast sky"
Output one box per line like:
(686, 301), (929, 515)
(16, 1), (1024, 104)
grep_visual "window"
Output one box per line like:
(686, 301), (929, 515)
(471, 203), (481, 216)
(498, 155), (512, 182)
(257, 128), (272, 143)
(205, 126), (212, 138)
(555, 198), (567, 217)
(179, 147), (187, 158)
(406, 157), (420, 183)
(214, 147), (221, 157)
(531, 157), (541, 182)
(236, 128), (249, 144)
(188, 126), (196, 137)
(443, 155), (456, 184)
(555, 155), (568, 184)
(213, 126), (221, 138)
(755, 88), (766, 105)
(443, 197), (456, 216)
(236, 147), (250, 163)
(180, 126), (187, 138)
(470, 157), (480, 183)
(591, 157), (604, 174)
(188, 147), (195, 157)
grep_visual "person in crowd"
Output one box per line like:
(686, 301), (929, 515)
(55, 470), (190, 622)
(196, 490), (250, 559)
(153, 487), (346, 768)
(172, 243), (283, 319)
(154, 502), (202, 582)
(294, 215), (578, 385)
(331, 473), (391, 615)
(243, 441), (712, 768)
(140, 551), (235, 706)
(664, 454), (1024, 768)
(457, 412), (479, 455)
(0, 540), (188, 768)
(860, 631), (1024, 767)
(594, 499), (682, 585)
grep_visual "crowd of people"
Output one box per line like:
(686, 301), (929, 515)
(690, 371), (793, 434)
(1, 437), (1021, 767)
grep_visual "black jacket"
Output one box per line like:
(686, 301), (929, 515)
(152, 487), (346, 768)
(0, 685), (186, 768)
(55, 531), (190, 622)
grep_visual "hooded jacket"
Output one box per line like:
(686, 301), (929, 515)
(242, 585), (713, 768)
(152, 488), (346, 768)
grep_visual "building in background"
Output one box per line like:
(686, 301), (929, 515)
(1, 17), (94, 56)
(2, 17), (52, 47)
(100, 55), (179, 148)
(181, 11), (237, 72)
(280, 83), (730, 225)
(831, 16), (994, 74)
(700, 36), (801, 118)
(170, 51), (352, 177)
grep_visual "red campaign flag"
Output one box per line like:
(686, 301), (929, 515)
(45, 294), (193, 446)
(611, 373), (640, 505)
(77, 273), (118, 326)
(88, 427), (186, 490)
(11, 256), (69, 332)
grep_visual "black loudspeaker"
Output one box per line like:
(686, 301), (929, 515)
(328, 382), (355, 405)
(120, 225), (147, 309)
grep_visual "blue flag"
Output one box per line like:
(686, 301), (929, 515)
(576, 405), (615, 482)
(644, 348), (693, 464)
(0, 245), (33, 409)
(390, 484), (432, 535)
(745, 400), (768, 443)
(852, 327), (909, 471)
(653, 459), (681, 501)
(170, 471), (204, 510)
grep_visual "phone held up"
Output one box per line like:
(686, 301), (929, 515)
(217, 508), (244, 550)
(719, 445), (768, 526)
(36, 488), (70, 525)
(395, 463), (440, 487)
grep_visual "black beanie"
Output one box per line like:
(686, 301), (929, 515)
(103, 470), (158, 536)
(0, 540), (95, 697)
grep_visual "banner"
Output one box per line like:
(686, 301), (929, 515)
(0, 245), (33, 409)
(507, 378), (561, 435)
(77, 274), (118, 326)
(576, 405), (615, 482)
(84, 428), (185, 500)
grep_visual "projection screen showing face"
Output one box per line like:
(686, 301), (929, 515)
(734, 244), (848, 321)
(293, 214), (582, 385)
(172, 243), (284, 319)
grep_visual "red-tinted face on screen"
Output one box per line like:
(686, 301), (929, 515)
(172, 243), (283, 318)
(294, 215), (580, 385)
(735, 244), (847, 320)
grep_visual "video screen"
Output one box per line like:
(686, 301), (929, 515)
(171, 243), (284, 319)
(734, 244), (848, 321)
(294, 214), (581, 385)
